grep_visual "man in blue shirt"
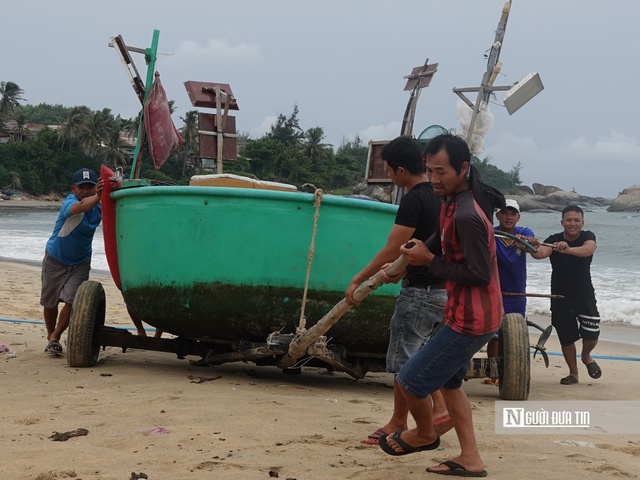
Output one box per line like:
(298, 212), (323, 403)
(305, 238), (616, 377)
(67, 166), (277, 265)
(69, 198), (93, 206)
(486, 199), (535, 361)
(40, 168), (103, 355)
(495, 199), (535, 315)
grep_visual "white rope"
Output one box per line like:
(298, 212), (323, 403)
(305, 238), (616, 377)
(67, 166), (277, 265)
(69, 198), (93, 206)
(297, 188), (323, 334)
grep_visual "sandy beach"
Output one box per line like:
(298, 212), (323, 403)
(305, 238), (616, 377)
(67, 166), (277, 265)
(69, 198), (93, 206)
(1, 260), (639, 480)
(0, 198), (64, 209)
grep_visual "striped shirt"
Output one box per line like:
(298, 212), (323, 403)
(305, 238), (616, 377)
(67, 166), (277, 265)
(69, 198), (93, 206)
(426, 189), (503, 335)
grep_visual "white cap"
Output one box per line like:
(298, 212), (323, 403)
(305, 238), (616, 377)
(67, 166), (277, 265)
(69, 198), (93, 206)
(502, 199), (520, 213)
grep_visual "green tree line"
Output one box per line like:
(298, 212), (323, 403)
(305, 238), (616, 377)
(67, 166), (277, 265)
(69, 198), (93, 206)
(0, 80), (521, 197)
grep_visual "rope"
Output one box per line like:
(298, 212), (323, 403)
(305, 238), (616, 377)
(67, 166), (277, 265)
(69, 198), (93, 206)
(479, 357), (500, 379)
(297, 188), (323, 334)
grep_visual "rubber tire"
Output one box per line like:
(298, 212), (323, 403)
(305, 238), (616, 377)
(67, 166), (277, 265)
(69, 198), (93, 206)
(67, 280), (106, 367)
(498, 313), (530, 401)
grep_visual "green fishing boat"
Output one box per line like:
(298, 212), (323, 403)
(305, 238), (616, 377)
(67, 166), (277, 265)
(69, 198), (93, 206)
(114, 183), (399, 354)
(67, 167), (401, 378)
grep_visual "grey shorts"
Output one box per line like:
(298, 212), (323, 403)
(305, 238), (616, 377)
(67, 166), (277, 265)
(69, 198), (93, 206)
(386, 286), (447, 373)
(40, 252), (91, 308)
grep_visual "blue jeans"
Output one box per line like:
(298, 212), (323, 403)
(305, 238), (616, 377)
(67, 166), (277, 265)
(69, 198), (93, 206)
(386, 287), (447, 373)
(397, 324), (497, 398)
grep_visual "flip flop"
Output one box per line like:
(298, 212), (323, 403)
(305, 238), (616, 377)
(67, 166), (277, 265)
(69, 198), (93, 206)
(560, 374), (578, 385)
(378, 431), (440, 456)
(361, 427), (390, 445)
(585, 361), (602, 379)
(433, 415), (454, 436)
(45, 340), (63, 355)
(426, 460), (488, 477)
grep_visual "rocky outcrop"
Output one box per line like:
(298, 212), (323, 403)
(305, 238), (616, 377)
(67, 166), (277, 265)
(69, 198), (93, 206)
(507, 185), (612, 212)
(608, 185), (640, 212)
(352, 182), (393, 203)
(516, 183), (640, 212)
(532, 183), (562, 196)
(509, 193), (611, 212)
(351, 181), (626, 212)
(515, 185), (534, 195)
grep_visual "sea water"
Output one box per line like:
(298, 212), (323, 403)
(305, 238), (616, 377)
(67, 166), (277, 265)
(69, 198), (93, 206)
(522, 207), (640, 326)
(0, 206), (108, 272)
(1, 205), (639, 327)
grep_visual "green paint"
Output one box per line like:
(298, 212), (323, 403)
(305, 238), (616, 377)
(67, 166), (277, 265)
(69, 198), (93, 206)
(130, 29), (160, 179)
(112, 185), (401, 354)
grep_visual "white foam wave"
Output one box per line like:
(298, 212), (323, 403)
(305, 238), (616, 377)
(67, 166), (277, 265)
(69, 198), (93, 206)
(526, 263), (640, 327)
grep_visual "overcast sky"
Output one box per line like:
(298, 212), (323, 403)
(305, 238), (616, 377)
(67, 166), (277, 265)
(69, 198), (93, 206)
(4, 0), (639, 198)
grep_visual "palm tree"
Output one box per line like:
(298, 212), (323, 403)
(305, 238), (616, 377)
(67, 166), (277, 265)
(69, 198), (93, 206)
(98, 125), (132, 168)
(9, 109), (29, 142)
(80, 108), (115, 156)
(0, 81), (25, 120)
(58, 106), (90, 149)
(180, 110), (198, 152)
(303, 126), (332, 168)
(120, 116), (139, 144)
(179, 110), (199, 175)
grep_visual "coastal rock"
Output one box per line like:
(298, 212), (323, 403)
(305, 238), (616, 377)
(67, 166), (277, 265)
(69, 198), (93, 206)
(608, 185), (640, 212)
(351, 181), (615, 212)
(515, 185), (534, 195)
(508, 186), (612, 212)
(352, 182), (393, 203)
(544, 190), (583, 205)
(532, 183), (562, 196)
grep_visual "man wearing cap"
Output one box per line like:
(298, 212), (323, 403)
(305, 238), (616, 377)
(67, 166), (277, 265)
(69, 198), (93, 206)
(485, 199), (535, 361)
(40, 168), (104, 355)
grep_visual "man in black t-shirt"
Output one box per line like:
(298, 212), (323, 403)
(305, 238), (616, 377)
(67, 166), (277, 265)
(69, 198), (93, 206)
(345, 136), (451, 444)
(531, 205), (601, 385)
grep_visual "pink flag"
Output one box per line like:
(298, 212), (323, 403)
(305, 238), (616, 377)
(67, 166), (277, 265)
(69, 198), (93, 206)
(144, 72), (184, 169)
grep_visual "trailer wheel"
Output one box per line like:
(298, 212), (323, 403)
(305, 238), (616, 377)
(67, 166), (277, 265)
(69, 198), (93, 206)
(498, 313), (530, 400)
(67, 280), (106, 367)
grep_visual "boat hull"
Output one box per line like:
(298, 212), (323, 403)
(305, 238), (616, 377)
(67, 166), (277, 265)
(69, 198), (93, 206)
(110, 185), (400, 354)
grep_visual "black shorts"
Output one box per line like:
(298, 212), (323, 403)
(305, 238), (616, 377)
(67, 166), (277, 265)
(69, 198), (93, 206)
(551, 297), (600, 346)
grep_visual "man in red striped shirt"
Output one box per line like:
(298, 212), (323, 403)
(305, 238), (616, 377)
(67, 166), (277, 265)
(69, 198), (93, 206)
(378, 133), (502, 478)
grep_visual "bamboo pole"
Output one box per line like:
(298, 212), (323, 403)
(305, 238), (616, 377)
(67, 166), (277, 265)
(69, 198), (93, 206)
(502, 292), (565, 299)
(278, 253), (410, 368)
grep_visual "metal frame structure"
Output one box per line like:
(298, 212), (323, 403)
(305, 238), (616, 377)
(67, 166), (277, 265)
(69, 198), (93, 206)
(109, 30), (160, 179)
